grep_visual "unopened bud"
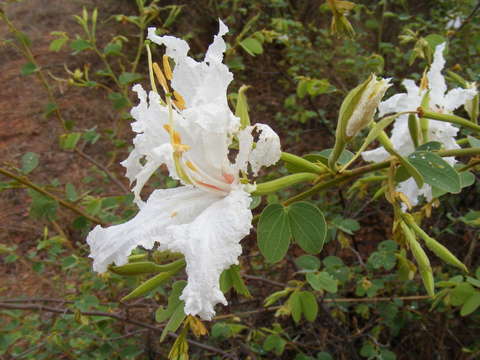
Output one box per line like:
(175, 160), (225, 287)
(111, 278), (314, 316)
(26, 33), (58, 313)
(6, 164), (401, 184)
(343, 74), (391, 140)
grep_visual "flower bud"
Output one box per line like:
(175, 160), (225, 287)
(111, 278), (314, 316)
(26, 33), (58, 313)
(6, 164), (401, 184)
(343, 74), (391, 140)
(329, 74), (390, 170)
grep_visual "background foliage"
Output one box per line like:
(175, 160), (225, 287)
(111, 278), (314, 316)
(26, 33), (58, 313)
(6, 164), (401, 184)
(1, 0), (479, 359)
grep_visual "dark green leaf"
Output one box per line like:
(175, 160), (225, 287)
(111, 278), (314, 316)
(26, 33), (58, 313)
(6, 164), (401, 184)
(294, 255), (321, 271)
(408, 151), (460, 193)
(20, 62), (38, 76)
(257, 204), (291, 263)
(119, 72), (143, 85)
(288, 202), (326, 254)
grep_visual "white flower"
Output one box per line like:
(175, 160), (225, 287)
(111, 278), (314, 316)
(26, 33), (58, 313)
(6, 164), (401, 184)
(446, 16), (462, 30)
(361, 43), (476, 207)
(87, 21), (281, 320)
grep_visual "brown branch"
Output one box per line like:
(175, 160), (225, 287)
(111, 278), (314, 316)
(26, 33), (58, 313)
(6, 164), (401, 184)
(0, 167), (107, 226)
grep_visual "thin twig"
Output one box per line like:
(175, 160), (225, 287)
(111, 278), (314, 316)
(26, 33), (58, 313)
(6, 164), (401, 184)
(75, 149), (129, 193)
(0, 167), (106, 226)
(0, 302), (234, 358)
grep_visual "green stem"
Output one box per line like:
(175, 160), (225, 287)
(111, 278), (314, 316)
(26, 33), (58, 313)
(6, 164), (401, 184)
(253, 173), (317, 195)
(0, 167), (106, 226)
(437, 147), (480, 157)
(420, 109), (480, 133)
(280, 152), (327, 174)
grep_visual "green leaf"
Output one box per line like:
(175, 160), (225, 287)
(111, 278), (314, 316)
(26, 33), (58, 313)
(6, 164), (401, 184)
(70, 38), (92, 53)
(59, 133), (82, 150)
(119, 72), (143, 85)
(425, 34), (446, 52)
(288, 202), (326, 254)
(220, 265), (251, 297)
(49, 33), (68, 52)
(460, 292), (480, 316)
(467, 136), (480, 147)
(103, 41), (123, 56)
(416, 141), (442, 151)
(331, 217), (360, 235)
(108, 92), (129, 109)
(21, 152), (39, 174)
(155, 281), (186, 322)
(257, 204), (291, 263)
(27, 189), (58, 220)
(450, 283), (475, 306)
(263, 334), (286, 355)
(20, 62), (38, 76)
(239, 37), (263, 56)
(65, 183), (78, 202)
(289, 291), (302, 323)
(161, 303), (186, 342)
(317, 352), (334, 360)
(408, 151), (461, 193)
(299, 291), (318, 321)
(294, 255), (321, 271)
(306, 272), (338, 293)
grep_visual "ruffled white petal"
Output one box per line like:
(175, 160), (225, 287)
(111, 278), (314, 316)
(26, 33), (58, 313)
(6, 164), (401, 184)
(87, 186), (220, 273)
(248, 124), (282, 175)
(428, 43), (447, 105)
(443, 87), (477, 112)
(397, 178), (433, 210)
(161, 188), (252, 320)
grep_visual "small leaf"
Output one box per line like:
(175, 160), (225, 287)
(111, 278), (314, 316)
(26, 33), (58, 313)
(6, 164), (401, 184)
(239, 37), (263, 56)
(59, 133), (82, 150)
(257, 204), (291, 263)
(119, 72), (143, 85)
(65, 183), (78, 202)
(20, 62), (38, 76)
(288, 291), (302, 323)
(294, 255), (321, 271)
(299, 291), (318, 321)
(263, 334), (286, 355)
(306, 272), (338, 293)
(70, 38), (92, 53)
(108, 92), (129, 109)
(21, 152), (39, 174)
(460, 292), (480, 316)
(288, 202), (326, 254)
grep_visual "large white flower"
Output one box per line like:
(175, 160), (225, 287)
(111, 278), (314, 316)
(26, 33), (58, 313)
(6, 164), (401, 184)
(362, 43), (476, 207)
(87, 21), (281, 320)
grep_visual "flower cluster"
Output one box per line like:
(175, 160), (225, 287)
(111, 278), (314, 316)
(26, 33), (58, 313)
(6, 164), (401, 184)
(86, 21), (281, 320)
(362, 43), (477, 208)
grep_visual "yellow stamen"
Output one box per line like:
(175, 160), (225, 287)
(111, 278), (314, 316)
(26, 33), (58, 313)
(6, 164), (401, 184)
(173, 90), (186, 110)
(163, 124), (172, 134)
(170, 211), (177, 218)
(153, 62), (169, 92)
(172, 130), (182, 145)
(185, 161), (198, 172)
(420, 69), (429, 91)
(163, 55), (173, 80)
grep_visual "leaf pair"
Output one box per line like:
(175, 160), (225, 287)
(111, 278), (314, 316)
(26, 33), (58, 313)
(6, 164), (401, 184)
(258, 201), (327, 263)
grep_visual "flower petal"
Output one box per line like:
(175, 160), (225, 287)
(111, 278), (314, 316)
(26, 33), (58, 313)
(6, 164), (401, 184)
(427, 43), (447, 105)
(162, 188), (252, 320)
(443, 87), (477, 112)
(87, 186), (220, 273)
(248, 124), (282, 175)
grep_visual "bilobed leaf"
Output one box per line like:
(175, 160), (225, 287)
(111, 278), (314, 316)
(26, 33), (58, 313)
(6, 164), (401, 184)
(288, 202), (326, 254)
(257, 204), (291, 263)
(21, 152), (39, 174)
(408, 151), (461, 193)
(306, 272), (338, 293)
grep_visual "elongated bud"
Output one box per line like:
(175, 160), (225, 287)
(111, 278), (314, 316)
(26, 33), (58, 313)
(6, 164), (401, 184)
(403, 215), (467, 272)
(252, 173), (317, 195)
(419, 91), (430, 142)
(329, 74), (391, 170)
(121, 268), (183, 302)
(344, 74), (392, 139)
(401, 222), (434, 296)
(408, 113), (420, 148)
(465, 82), (478, 124)
(235, 85), (251, 129)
